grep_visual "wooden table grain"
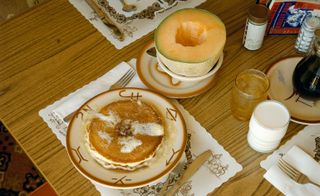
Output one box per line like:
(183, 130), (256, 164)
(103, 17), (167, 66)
(0, 0), (305, 195)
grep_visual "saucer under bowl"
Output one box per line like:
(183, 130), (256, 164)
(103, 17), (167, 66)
(137, 42), (221, 98)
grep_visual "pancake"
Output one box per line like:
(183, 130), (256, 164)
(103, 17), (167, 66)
(85, 100), (164, 171)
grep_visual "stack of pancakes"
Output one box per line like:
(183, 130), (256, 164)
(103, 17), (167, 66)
(85, 100), (165, 171)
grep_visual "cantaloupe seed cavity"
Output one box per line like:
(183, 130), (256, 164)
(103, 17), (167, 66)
(175, 21), (207, 47)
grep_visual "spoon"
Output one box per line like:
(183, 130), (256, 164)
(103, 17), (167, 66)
(86, 0), (125, 41)
(120, 0), (137, 12)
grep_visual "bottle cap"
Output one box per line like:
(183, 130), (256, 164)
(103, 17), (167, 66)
(248, 4), (269, 24)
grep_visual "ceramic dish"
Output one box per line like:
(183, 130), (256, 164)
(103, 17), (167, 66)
(156, 53), (223, 82)
(266, 56), (320, 125)
(66, 88), (187, 189)
(137, 42), (221, 98)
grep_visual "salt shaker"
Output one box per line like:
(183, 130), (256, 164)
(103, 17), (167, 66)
(295, 14), (320, 53)
(243, 4), (269, 50)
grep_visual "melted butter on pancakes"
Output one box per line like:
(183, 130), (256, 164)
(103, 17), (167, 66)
(85, 100), (165, 171)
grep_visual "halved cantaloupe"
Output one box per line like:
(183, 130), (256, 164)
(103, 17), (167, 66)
(155, 8), (226, 77)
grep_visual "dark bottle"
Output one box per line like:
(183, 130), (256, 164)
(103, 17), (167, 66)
(293, 29), (320, 100)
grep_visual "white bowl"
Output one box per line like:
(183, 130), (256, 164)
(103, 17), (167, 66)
(157, 53), (223, 82)
(66, 88), (187, 189)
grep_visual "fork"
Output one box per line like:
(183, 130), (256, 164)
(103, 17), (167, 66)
(277, 158), (320, 187)
(63, 67), (136, 122)
(109, 68), (135, 89)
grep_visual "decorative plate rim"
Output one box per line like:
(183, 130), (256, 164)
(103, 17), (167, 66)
(66, 87), (187, 188)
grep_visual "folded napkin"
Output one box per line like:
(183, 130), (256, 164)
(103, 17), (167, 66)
(264, 145), (320, 196)
(53, 60), (140, 120)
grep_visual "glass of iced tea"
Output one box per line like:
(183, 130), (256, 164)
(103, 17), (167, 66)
(230, 69), (270, 121)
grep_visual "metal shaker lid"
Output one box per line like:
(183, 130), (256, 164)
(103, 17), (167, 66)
(304, 15), (320, 30)
(315, 28), (320, 37)
(248, 4), (269, 24)
(313, 29), (320, 57)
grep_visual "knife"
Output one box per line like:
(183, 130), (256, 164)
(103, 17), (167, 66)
(85, 0), (125, 41)
(165, 150), (212, 196)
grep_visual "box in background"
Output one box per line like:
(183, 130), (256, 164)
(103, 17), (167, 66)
(257, 0), (320, 35)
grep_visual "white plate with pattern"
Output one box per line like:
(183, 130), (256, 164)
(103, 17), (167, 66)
(66, 88), (187, 189)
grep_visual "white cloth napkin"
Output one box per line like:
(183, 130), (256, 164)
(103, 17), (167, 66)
(53, 62), (133, 118)
(39, 60), (242, 195)
(264, 145), (320, 196)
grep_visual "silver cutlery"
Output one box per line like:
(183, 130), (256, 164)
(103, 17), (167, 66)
(85, 0), (125, 41)
(146, 47), (157, 57)
(120, 0), (137, 12)
(63, 67), (136, 122)
(277, 157), (320, 187)
(109, 68), (135, 89)
(160, 150), (212, 196)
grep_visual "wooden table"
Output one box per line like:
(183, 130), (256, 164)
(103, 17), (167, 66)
(0, 0), (305, 195)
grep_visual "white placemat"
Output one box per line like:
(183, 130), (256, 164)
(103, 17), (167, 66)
(39, 59), (242, 195)
(68, 0), (206, 49)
